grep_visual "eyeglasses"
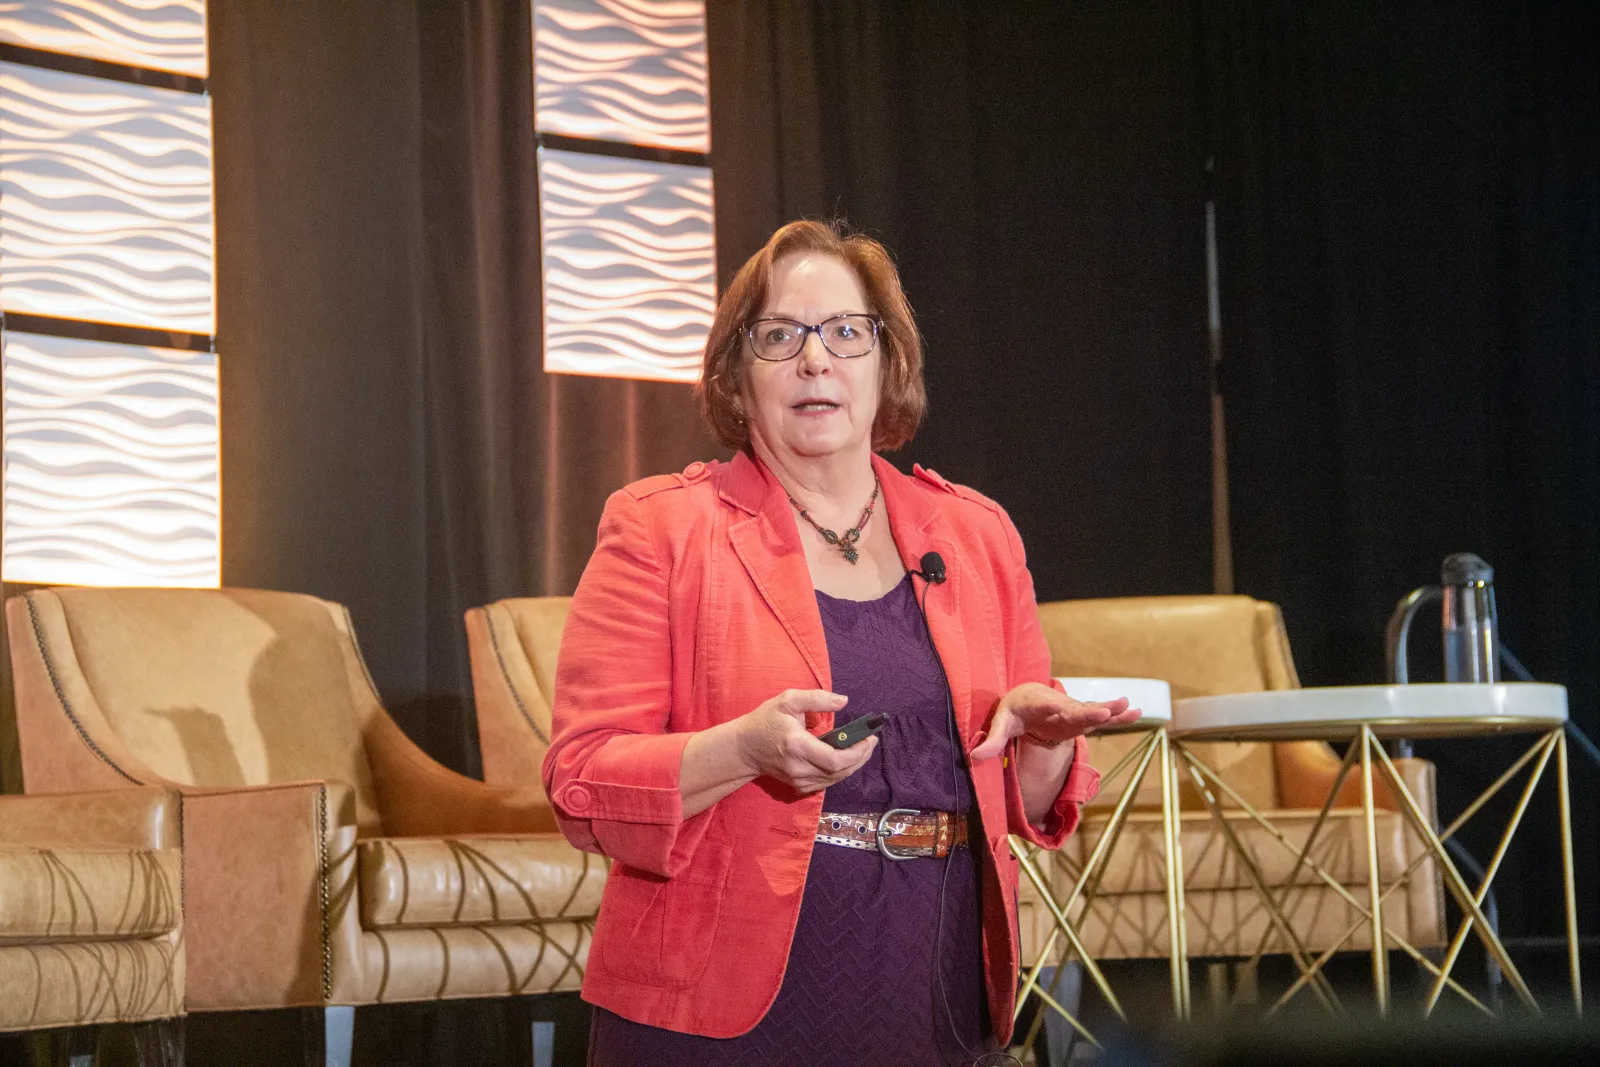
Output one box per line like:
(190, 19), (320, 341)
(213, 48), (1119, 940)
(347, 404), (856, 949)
(744, 314), (882, 362)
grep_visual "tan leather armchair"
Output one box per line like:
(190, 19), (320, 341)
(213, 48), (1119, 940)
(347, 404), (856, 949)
(0, 787), (183, 1033)
(6, 587), (604, 1023)
(1024, 595), (1446, 963)
(464, 597), (570, 788)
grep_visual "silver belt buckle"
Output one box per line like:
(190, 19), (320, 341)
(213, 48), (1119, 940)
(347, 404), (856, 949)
(876, 807), (921, 861)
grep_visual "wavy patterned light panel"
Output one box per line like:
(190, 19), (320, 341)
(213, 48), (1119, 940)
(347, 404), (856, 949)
(0, 62), (212, 333)
(533, 0), (708, 153)
(0, 1), (206, 79)
(2, 330), (218, 587)
(538, 148), (713, 382)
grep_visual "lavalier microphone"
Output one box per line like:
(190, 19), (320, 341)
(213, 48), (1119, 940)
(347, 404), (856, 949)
(912, 551), (947, 585)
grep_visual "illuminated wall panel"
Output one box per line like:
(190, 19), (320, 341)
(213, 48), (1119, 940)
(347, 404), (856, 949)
(2, 330), (217, 587)
(0, 1), (207, 79)
(538, 148), (713, 382)
(0, 61), (213, 333)
(533, 0), (708, 153)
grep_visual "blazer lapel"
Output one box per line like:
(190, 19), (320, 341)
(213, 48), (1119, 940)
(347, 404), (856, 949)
(723, 453), (831, 691)
(874, 455), (977, 742)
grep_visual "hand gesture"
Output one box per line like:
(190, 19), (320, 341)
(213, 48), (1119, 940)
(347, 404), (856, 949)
(969, 682), (1141, 761)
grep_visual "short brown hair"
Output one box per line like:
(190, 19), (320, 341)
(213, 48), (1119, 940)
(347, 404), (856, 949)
(697, 220), (925, 451)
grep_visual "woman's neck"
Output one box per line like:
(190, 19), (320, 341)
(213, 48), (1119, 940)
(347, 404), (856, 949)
(749, 437), (878, 525)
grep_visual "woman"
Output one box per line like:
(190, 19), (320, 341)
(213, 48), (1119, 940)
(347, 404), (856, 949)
(545, 220), (1138, 1066)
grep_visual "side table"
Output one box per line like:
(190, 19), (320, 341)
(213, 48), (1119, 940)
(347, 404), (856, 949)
(1169, 683), (1577, 1018)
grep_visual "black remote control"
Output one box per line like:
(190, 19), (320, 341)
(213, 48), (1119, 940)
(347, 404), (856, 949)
(821, 711), (888, 749)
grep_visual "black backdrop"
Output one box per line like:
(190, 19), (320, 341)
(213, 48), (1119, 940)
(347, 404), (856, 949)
(202, 0), (1596, 966)
(1205, 0), (1600, 943)
(708, 1), (1215, 599)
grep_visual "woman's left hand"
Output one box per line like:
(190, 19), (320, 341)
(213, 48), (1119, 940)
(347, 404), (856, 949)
(969, 682), (1142, 761)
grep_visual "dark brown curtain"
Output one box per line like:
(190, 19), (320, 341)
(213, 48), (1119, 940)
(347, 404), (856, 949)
(212, 0), (716, 778)
(210, 0), (433, 742)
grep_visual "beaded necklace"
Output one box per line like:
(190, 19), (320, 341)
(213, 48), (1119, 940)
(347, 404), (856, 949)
(789, 480), (880, 564)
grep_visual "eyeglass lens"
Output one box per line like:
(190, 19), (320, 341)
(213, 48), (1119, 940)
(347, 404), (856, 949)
(748, 315), (877, 360)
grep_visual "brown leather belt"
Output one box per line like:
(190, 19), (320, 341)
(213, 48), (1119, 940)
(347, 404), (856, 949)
(815, 809), (969, 861)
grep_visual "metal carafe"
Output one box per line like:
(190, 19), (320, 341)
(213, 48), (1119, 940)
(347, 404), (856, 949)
(1385, 552), (1500, 684)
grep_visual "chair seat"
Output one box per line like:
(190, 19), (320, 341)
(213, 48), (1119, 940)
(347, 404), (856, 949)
(1064, 808), (1416, 896)
(358, 835), (606, 930)
(0, 844), (180, 944)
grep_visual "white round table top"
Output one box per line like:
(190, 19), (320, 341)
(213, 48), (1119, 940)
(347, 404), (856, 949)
(1169, 682), (1568, 741)
(1056, 677), (1171, 732)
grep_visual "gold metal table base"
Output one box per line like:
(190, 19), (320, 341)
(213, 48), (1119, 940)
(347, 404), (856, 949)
(1172, 724), (1582, 1019)
(1011, 725), (1190, 1052)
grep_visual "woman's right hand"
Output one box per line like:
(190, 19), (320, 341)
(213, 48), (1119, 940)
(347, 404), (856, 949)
(735, 689), (877, 794)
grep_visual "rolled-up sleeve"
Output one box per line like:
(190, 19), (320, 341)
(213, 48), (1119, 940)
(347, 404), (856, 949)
(1005, 727), (1101, 849)
(541, 489), (711, 877)
(993, 509), (1102, 848)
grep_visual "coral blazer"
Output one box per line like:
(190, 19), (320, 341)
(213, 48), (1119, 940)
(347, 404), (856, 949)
(544, 450), (1099, 1043)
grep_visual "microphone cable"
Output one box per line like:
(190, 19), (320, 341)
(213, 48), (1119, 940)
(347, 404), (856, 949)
(910, 554), (1025, 1067)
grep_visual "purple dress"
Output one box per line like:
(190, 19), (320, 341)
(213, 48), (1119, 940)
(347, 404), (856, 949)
(588, 575), (994, 1067)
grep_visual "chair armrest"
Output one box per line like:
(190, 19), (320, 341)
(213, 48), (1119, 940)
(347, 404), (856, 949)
(181, 779), (360, 1010)
(363, 710), (558, 837)
(1389, 756), (1446, 946)
(1389, 756), (1436, 821)
(0, 785), (179, 850)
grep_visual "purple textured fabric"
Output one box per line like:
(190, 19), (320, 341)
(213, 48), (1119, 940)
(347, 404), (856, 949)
(588, 575), (994, 1067)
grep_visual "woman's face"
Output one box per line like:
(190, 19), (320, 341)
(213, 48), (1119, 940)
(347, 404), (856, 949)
(743, 253), (881, 466)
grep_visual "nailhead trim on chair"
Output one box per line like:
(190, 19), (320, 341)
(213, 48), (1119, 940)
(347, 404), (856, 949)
(24, 592), (143, 784)
(176, 794), (187, 935)
(484, 607), (550, 745)
(317, 783), (332, 1002)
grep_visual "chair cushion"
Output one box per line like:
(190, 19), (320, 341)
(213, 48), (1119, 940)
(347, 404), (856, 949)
(0, 937), (182, 1029)
(1061, 884), (1433, 960)
(0, 844), (180, 944)
(358, 921), (592, 1002)
(358, 835), (606, 929)
(1061, 808), (1415, 896)
(1021, 809), (1440, 963)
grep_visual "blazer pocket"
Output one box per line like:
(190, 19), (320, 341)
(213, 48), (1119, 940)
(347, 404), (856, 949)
(595, 837), (737, 988)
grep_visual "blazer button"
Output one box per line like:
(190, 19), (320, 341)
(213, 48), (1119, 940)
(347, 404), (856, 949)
(683, 461), (706, 480)
(563, 785), (592, 813)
